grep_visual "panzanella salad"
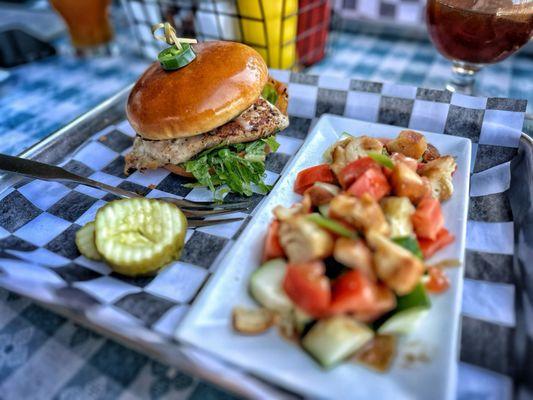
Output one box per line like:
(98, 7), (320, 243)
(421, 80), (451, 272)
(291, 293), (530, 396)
(232, 130), (459, 371)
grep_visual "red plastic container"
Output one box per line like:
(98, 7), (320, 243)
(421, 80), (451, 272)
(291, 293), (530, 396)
(296, 0), (331, 66)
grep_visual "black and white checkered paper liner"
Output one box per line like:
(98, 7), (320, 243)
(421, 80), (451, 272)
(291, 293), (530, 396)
(0, 70), (528, 396)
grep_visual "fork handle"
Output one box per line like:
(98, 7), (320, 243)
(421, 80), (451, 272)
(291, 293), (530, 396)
(0, 154), (140, 199)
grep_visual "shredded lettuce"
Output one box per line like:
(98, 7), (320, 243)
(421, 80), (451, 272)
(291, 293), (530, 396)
(183, 136), (280, 199)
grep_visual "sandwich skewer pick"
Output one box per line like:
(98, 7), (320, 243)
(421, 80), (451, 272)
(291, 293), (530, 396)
(151, 22), (198, 71)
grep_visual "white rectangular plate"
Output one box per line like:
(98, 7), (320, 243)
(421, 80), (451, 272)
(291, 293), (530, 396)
(177, 115), (471, 399)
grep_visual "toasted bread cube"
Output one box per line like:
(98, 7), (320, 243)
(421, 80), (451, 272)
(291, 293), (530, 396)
(279, 216), (334, 263)
(380, 196), (416, 237)
(422, 143), (440, 162)
(418, 156), (456, 201)
(389, 163), (432, 204)
(232, 307), (274, 334)
(329, 194), (390, 236)
(390, 153), (418, 171)
(304, 183), (340, 206)
(366, 232), (425, 295)
(330, 136), (383, 175)
(333, 237), (375, 280)
(386, 130), (427, 160)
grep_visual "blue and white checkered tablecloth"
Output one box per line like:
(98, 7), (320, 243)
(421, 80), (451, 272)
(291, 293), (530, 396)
(0, 30), (531, 400)
(309, 32), (533, 117)
(0, 56), (149, 156)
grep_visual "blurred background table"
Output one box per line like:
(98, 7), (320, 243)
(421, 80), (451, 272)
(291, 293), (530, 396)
(1, 29), (531, 156)
(0, 1), (531, 399)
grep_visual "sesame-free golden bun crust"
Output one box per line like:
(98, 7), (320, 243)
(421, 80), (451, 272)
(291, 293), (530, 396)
(126, 41), (268, 140)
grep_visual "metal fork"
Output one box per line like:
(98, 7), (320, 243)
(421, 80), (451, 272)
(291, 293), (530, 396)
(0, 154), (249, 228)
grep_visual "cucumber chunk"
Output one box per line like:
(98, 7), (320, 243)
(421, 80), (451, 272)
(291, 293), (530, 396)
(318, 204), (330, 218)
(293, 307), (313, 334)
(378, 283), (431, 335)
(75, 222), (102, 261)
(249, 259), (293, 313)
(302, 316), (374, 368)
(378, 307), (429, 335)
(94, 198), (187, 277)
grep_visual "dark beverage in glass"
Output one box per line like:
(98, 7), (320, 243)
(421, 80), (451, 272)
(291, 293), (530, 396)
(426, 0), (533, 93)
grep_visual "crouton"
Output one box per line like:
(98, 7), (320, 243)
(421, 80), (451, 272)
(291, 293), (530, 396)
(422, 143), (440, 162)
(386, 130), (427, 160)
(304, 182), (340, 206)
(418, 156), (456, 201)
(232, 307), (274, 334)
(330, 136), (383, 175)
(329, 194), (390, 236)
(279, 216), (334, 262)
(389, 163), (432, 204)
(380, 196), (416, 237)
(366, 232), (425, 295)
(333, 237), (375, 280)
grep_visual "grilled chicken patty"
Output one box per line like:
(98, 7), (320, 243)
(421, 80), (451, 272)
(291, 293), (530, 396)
(124, 97), (289, 174)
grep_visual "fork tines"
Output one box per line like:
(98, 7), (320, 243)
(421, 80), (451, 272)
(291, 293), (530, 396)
(182, 207), (248, 219)
(164, 197), (251, 210)
(188, 217), (245, 228)
(157, 197), (251, 223)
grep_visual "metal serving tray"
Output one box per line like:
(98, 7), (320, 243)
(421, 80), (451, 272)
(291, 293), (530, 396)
(0, 72), (530, 399)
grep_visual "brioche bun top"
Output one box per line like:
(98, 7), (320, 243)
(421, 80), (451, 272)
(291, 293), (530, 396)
(126, 41), (268, 140)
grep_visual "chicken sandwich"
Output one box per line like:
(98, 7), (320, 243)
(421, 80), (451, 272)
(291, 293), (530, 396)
(125, 41), (289, 196)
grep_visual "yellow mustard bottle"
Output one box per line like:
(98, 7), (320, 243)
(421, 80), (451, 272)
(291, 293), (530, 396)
(237, 0), (297, 69)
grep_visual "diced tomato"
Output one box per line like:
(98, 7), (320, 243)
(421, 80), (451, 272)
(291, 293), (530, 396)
(329, 270), (375, 315)
(329, 270), (395, 322)
(352, 284), (396, 323)
(283, 261), (331, 318)
(425, 266), (450, 293)
(262, 220), (285, 262)
(412, 198), (444, 240)
(294, 164), (335, 195)
(346, 168), (391, 201)
(418, 228), (455, 259)
(337, 157), (379, 188)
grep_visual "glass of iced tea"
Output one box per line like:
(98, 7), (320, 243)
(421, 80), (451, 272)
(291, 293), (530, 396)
(49, 0), (114, 56)
(426, 0), (533, 94)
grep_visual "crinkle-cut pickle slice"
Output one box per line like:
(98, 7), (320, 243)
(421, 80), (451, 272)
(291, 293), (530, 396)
(95, 198), (187, 277)
(75, 221), (102, 261)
